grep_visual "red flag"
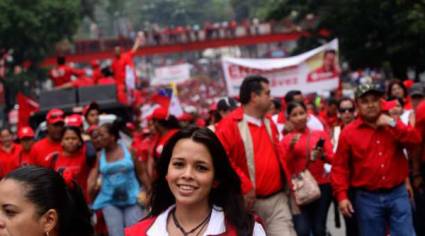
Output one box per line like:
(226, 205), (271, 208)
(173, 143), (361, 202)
(17, 93), (39, 130)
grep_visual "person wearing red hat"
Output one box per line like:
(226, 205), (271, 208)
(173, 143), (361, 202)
(49, 126), (91, 201)
(30, 108), (65, 167)
(146, 107), (180, 182)
(0, 128), (22, 178)
(17, 126), (35, 166)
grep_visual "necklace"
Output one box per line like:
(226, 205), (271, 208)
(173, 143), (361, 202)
(171, 208), (212, 236)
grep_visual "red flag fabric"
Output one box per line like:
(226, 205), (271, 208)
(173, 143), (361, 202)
(17, 93), (39, 130)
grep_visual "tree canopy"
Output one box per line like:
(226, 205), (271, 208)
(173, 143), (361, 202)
(266, 0), (425, 79)
(0, 0), (81, 64)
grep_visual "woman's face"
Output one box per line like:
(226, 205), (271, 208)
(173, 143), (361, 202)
(98, 126), (114, 148)
(391, 84), (405, 98)
(61, 130), (81, 154)
(166, 138), (215, 208)
(289, 106), (308, 131)
(86, 110), (99, 126)
(0, 179), (48, 236)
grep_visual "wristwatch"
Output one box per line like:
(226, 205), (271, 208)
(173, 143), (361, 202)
(388, 118), (396, 127)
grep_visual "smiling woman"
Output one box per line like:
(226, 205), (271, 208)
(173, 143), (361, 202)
(125, 127), (266, 236)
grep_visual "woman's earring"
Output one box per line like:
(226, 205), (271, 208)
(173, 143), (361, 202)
(45, 232), (50, 236)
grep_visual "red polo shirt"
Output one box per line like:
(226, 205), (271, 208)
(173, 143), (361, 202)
(52, 149), (90, 200)
(30, 137), (62, 167)
(215, 107), (291, 196)
(331, 117), (421, 202)
(0, 144), (22, 178)
(281, 129), (333, 184)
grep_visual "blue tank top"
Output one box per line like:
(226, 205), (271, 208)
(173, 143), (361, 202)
(92, 143), (140, 210)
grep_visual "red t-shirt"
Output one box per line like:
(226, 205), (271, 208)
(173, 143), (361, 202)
(30, 138), (62, 167)
(52, 148), (90, 200)
(72, 77), (95, 88)
(18, 150), (32, 166)
(49, 65), (85, 87)
(0, 144), (22, 178)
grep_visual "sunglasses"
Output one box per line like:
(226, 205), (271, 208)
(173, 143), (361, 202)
(339, 107), (355, 113)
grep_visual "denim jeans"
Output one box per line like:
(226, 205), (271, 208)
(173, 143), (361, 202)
(293, 184), (332, 236)
(102, 204), (145, 236)
(355, 184), (415, 236)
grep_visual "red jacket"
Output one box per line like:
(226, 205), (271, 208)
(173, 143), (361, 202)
(215, 107), (291, 194)
(125, 216), (238, 236)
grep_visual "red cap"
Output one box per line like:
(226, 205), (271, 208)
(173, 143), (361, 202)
(178, 113), (193, 122)
(18, 126), (34, 139)
(147, 107), (168, 121)
(65, 114), (83, 127)
(46, 108), (65, 124)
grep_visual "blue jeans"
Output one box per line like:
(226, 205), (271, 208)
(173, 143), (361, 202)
(355, 184), (415, 236)
(293, 184), (332, 236)
(102, 204), (145, 236)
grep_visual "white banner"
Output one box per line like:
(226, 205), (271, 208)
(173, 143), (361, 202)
(222, 39), (340, 96)
(151, 63), (192, 86)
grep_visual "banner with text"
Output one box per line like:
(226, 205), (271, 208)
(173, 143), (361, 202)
(151, 63), (192, 86)
(222, 39), (340, 96)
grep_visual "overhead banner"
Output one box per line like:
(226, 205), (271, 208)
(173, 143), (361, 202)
(151, 63), (192, 86)
(222, 39), (340, 96)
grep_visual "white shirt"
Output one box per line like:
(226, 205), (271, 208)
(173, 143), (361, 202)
(147, 205), (266, 236)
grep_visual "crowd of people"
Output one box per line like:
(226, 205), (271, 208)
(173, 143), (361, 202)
(1, 23), (425, 236)
(0, 70), (424, 236)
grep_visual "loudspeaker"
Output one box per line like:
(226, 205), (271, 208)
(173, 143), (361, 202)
(39, 89), (77, 112)
(78, 85), (117, 106)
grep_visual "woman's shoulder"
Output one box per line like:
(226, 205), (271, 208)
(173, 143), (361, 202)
(124, 216), (157, 236)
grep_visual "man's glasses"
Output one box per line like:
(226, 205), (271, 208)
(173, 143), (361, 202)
(338, 107), (355, 113)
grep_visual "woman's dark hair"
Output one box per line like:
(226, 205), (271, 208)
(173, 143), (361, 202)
(61, 126), (84, 148)
(100, 121), (121, 141)
(4, 166), (93, 236)
(239, 75), (269, 105)
(387, 79), (407, 99)
(285, 101), (307, 117)
(150, 126), (255, 236)
(154, 115), (181, 130)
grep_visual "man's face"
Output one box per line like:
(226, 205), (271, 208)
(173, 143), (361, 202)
(253, 82), (272, 115)
(338, 100), (355, 125)
(356, 93), (381, 122)
(323, 52), (336, 70)
(47, 122), (64, 142)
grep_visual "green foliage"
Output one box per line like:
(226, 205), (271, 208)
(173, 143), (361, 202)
(265, 0), (425, 78)
(0, 0), (81, 64)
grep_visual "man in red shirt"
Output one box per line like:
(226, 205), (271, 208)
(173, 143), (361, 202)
(30, 108), (65, 167)
(215, 75), (296, 236)
(17, 126), (35, 166)
(331, 83), (420, 235)
(0, 128), (22, 178)
(111, 33), (144, 105)
(49, 56), (85, 87)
